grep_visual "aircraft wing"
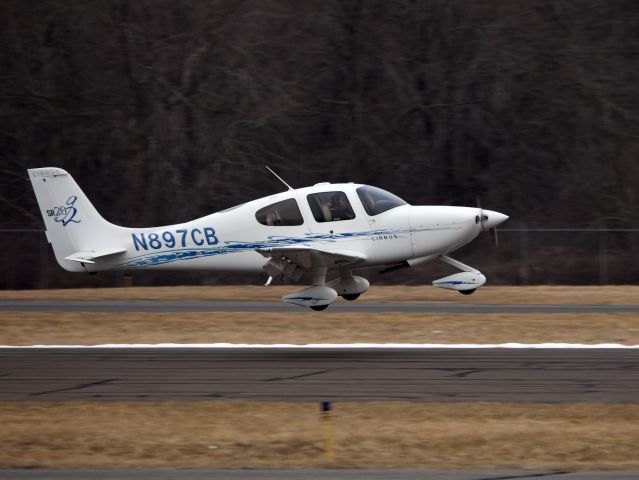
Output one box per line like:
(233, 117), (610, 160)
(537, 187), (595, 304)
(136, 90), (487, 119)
(256, 246), (366, 279)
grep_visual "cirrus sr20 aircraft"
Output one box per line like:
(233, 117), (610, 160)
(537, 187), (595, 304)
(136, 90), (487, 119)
(29, 167), (508, 310)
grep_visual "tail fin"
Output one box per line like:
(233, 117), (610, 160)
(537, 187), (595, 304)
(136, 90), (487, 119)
(28, 167), (125, 272)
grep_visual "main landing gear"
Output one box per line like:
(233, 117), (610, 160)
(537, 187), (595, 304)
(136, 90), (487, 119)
(342, 293), (360, 301)
(282, 268), (370, 311)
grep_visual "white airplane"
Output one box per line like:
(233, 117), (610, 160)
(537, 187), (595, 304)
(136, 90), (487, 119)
(28, 167), (508, 310)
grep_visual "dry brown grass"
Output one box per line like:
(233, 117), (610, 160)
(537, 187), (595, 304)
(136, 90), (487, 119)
(2, 311), (639, 345)
(1, 285), (639, 304)
(1, 402), (638, 469)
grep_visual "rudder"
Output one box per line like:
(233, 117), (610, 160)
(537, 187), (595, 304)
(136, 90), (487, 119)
(28, 167), (121, 272)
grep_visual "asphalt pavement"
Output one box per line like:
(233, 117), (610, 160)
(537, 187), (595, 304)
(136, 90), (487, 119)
(2, 347), (638, 402)
(1, 299), (639, 313)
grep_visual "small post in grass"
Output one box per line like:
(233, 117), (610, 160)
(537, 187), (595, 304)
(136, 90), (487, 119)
(321, 401), (335, 462)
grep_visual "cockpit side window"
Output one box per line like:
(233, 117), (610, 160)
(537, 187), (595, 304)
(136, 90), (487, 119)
(307, 191), (356, 222)
(255, 198), (304, 226)
(356, 185), (407, 216)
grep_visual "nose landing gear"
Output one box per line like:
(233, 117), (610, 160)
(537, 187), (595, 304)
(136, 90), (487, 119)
(432, 255), (486, 295)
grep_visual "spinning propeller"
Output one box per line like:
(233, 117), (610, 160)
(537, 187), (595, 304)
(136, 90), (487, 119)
(476, 197), (509, 247)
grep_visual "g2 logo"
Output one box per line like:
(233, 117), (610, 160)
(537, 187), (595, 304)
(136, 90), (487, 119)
(47, 196), (81, 227)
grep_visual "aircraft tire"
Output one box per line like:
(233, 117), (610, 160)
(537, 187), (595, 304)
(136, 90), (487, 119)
(310, 305), (329, 311)
(459, 289), (476, 295)
(342, 294), (360, 301)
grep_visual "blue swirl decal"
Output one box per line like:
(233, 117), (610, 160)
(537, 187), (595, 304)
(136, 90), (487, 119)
(111, 225), (458, 270)
(285, 296), (330, 302)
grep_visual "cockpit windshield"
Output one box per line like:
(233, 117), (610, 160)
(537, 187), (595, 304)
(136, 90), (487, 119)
(356, 185), (407, 216)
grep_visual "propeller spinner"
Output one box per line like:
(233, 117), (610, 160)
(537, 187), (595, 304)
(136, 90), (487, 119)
(478, 209), (509, 246)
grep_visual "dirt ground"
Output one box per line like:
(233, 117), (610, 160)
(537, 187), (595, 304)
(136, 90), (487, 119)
(1, 285), (639, 304)
(2, 287), (637, 470)
(2, 311), (639, 345)
(1, 402), (638, 470)
(2, 286), (639, 345)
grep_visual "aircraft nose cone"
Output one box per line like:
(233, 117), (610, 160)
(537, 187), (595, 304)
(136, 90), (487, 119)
(481, 210), (509, 230)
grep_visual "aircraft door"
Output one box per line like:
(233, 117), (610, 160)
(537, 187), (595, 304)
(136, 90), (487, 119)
(305, 190), (370, 250)
(356, 185), (413, 264)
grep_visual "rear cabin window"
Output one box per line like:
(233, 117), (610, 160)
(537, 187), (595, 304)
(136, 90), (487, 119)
(307, 191), (356, 222)
(356, 185), (407, 216)
(255, 198), (304, 226)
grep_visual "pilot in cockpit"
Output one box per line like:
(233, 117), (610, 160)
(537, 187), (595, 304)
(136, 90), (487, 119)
(330, 193), (355, 221)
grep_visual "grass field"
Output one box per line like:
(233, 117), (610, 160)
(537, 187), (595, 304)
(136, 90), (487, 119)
(1, 402), (638, 470)
(2, 286), (639, 345)
(1, 285), (639, 304)
(2, 311), (639, 345)
(2, 286), (638, 470)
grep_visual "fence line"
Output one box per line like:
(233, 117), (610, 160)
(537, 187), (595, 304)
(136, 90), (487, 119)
(501, 228), (639, 232)
(1, 227), (637, 288)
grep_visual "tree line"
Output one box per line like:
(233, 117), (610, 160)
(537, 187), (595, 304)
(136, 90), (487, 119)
(1, 0), (638, 288)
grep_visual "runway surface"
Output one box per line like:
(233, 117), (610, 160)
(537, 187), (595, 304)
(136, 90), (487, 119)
(2, 299), (639, 313)
(2, 348), (638, 402)
(2, 469), (638, 480)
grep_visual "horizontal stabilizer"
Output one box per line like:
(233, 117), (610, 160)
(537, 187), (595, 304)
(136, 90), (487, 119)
(64, 247), (126, 264)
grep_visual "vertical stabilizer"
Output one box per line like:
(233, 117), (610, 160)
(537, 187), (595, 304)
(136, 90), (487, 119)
(28, 167), (122, 271)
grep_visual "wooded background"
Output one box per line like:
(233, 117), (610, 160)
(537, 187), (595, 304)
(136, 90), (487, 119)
(1, 0), (638, 289)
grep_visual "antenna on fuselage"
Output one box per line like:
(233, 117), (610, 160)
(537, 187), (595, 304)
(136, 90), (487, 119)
(265, 165), (293, 191)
